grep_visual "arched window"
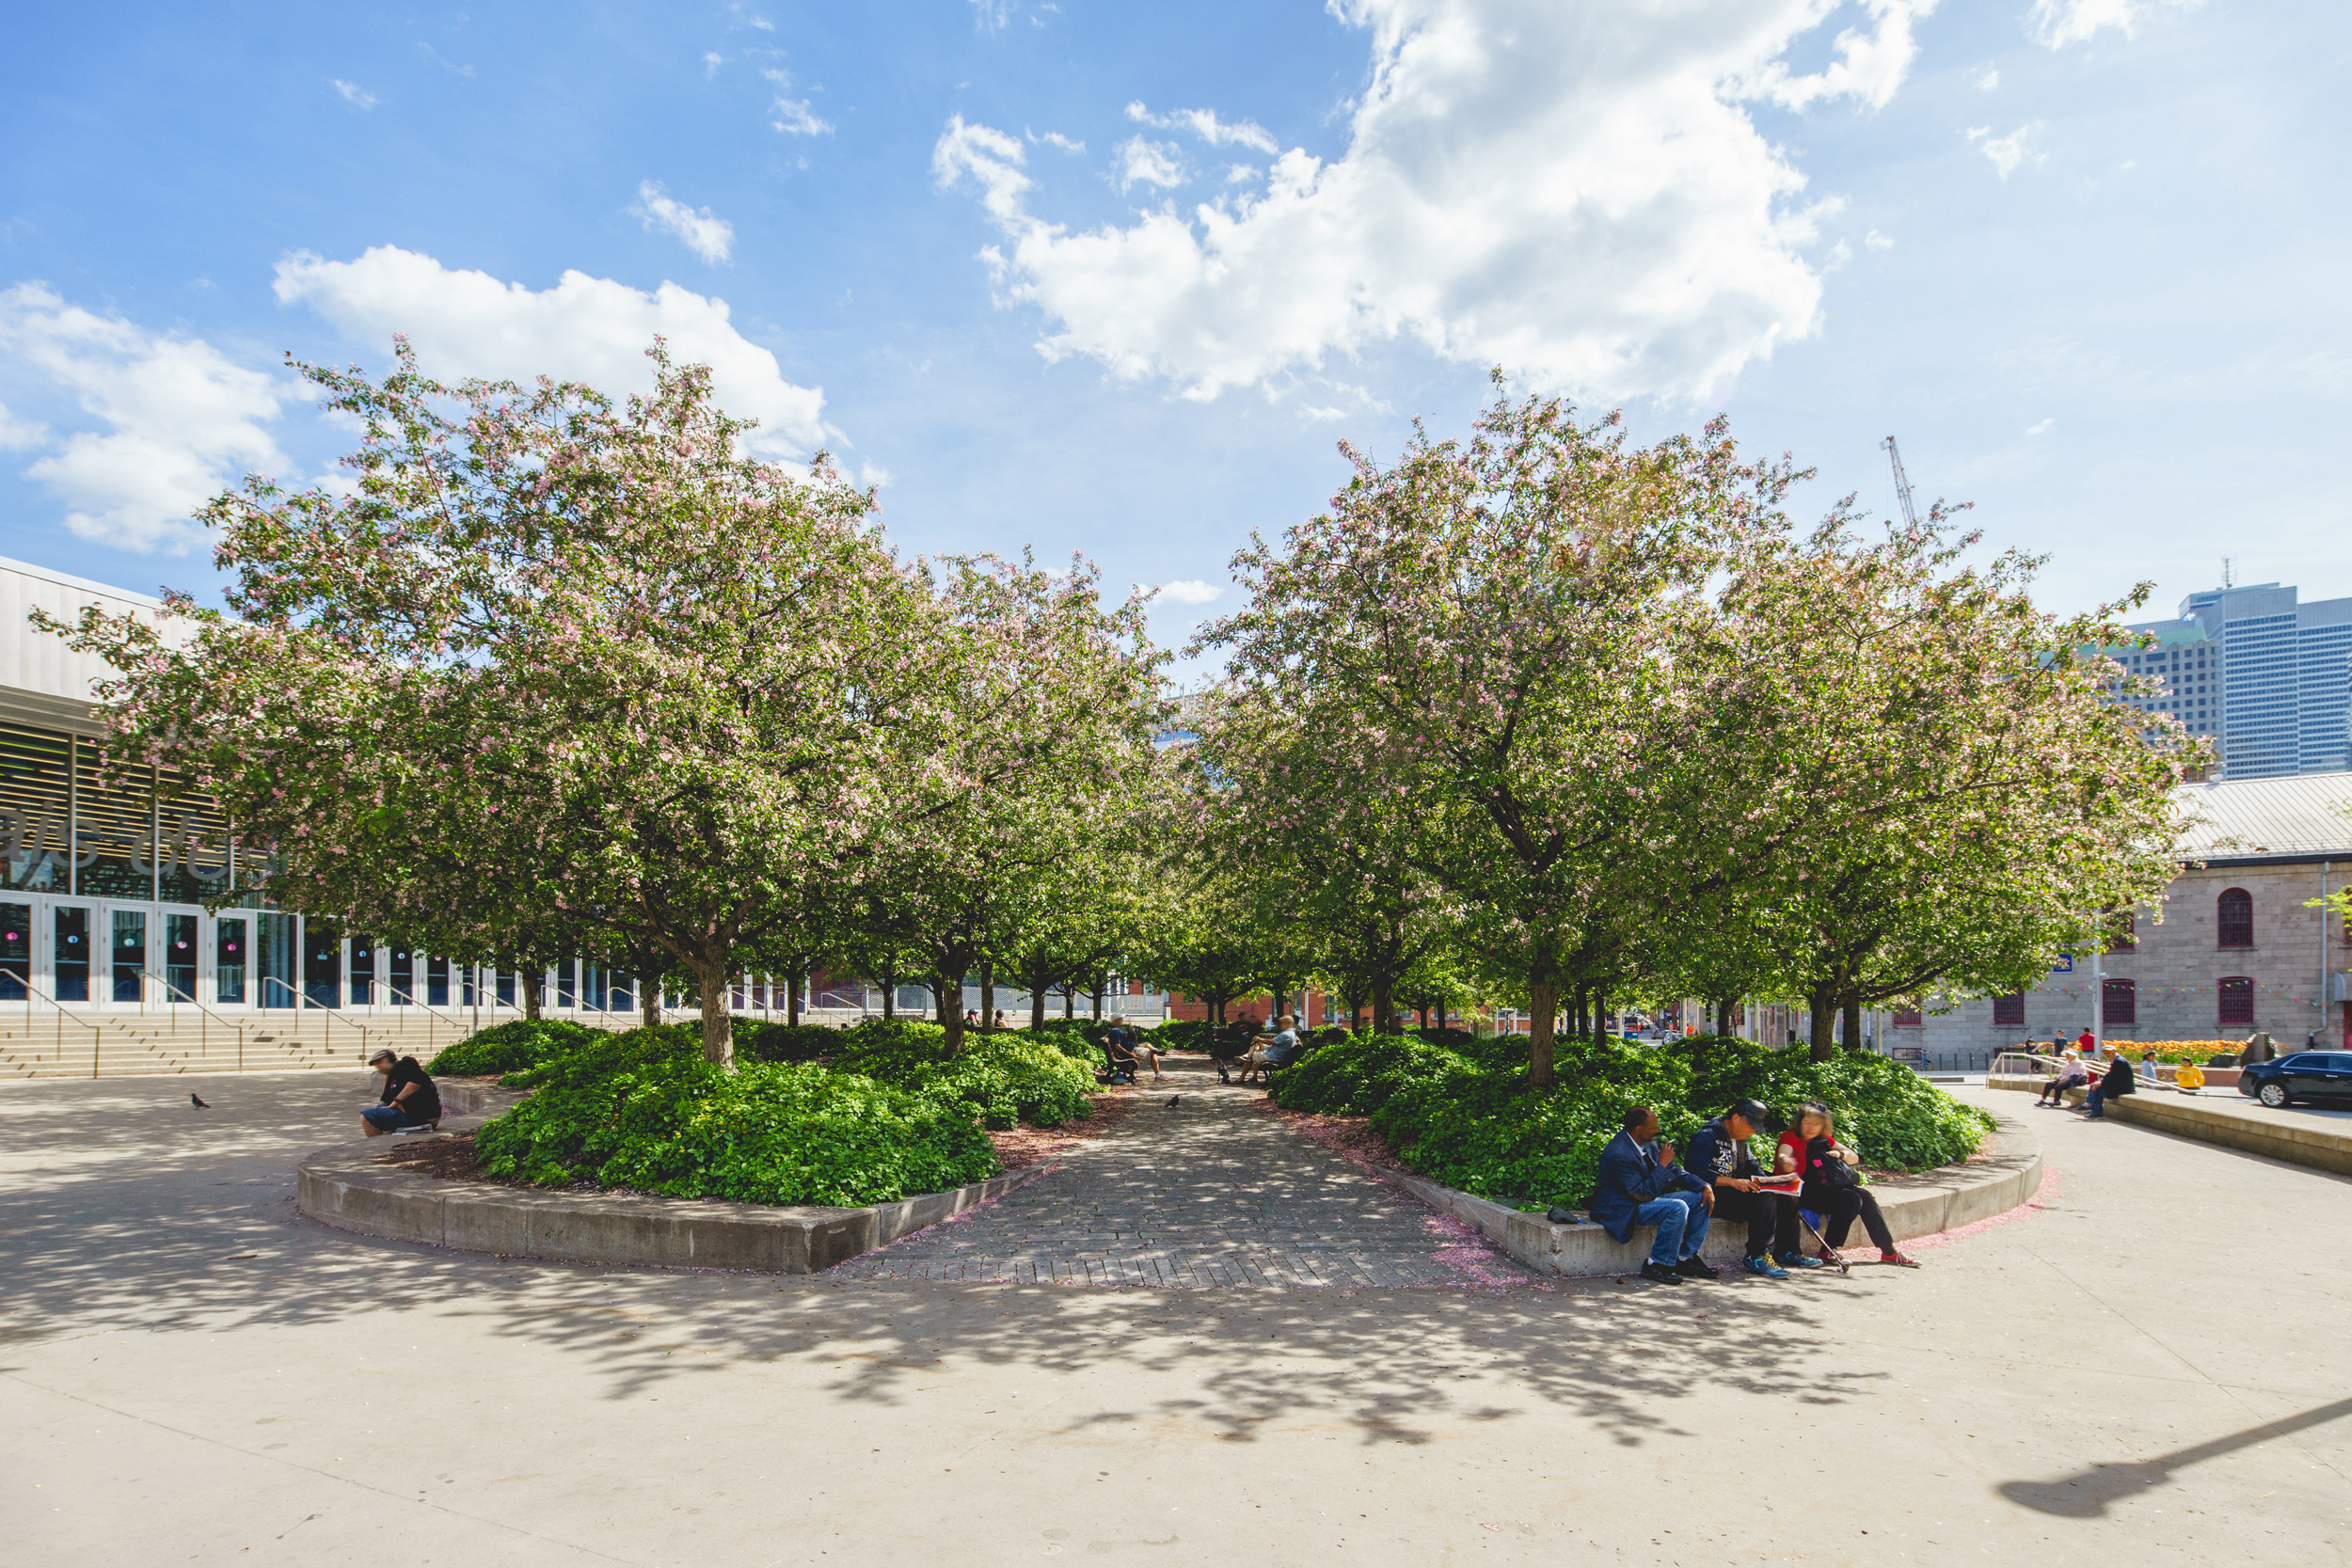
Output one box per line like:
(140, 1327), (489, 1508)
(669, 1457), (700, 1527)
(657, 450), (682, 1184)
(2102, 978), (2137, 1027)
(2217, 975), (2254, 1026)
(2217, 888), (2254, 949)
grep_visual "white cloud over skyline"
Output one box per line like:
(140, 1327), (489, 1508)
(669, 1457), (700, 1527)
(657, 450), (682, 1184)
(2028, 0), (2201, 49)
(934, 0), (1937, 404)
(0, 284), (292, 552)
(272, 246), (828, 456)
(632, 181), (736, 264)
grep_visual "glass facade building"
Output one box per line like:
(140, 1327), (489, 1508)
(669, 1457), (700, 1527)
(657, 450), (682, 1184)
(2125, 583), (2352, 780)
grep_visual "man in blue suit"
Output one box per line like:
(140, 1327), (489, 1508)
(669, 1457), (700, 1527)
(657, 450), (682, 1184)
(1589, 1104), (1713, 1286)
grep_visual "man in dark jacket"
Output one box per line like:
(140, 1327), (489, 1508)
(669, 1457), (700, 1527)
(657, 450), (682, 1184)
(360, 1049), (441, 1135)
(2085, 1048), (2137, 1119)
(1589, 1105), (1712, 1286)
(1687, 1097), (1814, 1279)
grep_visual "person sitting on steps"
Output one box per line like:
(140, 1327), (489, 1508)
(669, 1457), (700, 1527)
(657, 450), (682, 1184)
(361, 1048), (441, 1136)
(1590, 1104), (1714, 1286)
(1687, 1096), (1816, 1280)
(2037, 1048), (2088, 1107)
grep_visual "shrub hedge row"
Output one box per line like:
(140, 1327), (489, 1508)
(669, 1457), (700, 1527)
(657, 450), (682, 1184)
(1270, 1032), (1995, 1212)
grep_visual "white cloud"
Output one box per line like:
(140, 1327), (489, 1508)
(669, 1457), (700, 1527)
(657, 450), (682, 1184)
(1029, 130), (1086, 153)
(2026, 417), (2055, 435)
(1967, 122), (2042, 178)
(971, 0), (1013, 30)
(1112, 137), (1188, 193)
(0, 284), (294, 552)
(1225, 164), (1260, 184)
(632, 181), (735, 264)
(0, 402), (48, 450)
(329, 79), (378, 109)
(703, 52), (723, 77)
(272, 246), (827, 457)
(2027, 0), (2200, 48)
(1125, 102), (1279, 154)
(933, 0), (1935, 404)
(1155, 579), (1223, 604)
(771, 96), (832, 136)
(1865, 229), (1894, 249)
(1967, 64), (1999, 90)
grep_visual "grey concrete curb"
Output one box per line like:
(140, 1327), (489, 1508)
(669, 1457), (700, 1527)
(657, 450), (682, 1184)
(1389, 1113), (2043, 1276)
(2106, 1093), (2352, 1177)
(297, 1093), (1053, 1272)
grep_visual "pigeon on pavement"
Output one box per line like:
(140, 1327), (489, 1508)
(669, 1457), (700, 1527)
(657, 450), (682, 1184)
(189, 1092), (210, 1109)
(1165, 1096), (1180, 1108)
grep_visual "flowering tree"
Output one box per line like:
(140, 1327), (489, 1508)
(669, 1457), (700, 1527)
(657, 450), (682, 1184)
(1195, 383), (1795, 1086)
(1707, 514), (2196, 1058)
(53, 341), (967, 1066)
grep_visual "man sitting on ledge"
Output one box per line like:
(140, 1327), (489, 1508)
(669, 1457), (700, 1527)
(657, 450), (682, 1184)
(361, 1048), (442, 1136)
(1590, 1104), (1713, 1286)
(1688, 1097), (1816, 1280)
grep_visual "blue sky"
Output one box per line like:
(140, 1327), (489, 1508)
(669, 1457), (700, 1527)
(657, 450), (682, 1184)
(4, 0), (2346, 662)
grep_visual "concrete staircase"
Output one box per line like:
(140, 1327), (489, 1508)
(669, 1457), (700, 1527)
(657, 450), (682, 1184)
(0, 1004), (516, 1080)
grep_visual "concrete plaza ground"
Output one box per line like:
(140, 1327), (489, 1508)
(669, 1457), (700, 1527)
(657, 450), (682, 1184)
(2, 1066), (2346, 1566)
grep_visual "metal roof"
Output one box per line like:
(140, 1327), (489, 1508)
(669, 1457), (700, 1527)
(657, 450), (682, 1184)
(2173, 770), (2352, 863)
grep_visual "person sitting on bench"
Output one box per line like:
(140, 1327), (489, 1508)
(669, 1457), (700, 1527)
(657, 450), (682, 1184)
(1687, 1097), (1816, 1279)
(1101, 1030), (1141, 1085)
(1590, 1105), (1714, 1286)
(1120, 1024), (1168, 1082)
(1234, 1015), (1301, 1085)
(361, 1048), (441, 1136)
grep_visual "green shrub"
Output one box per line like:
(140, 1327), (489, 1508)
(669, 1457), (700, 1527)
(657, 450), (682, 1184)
(1147, 1020), (1211, 1053)
(471, 1027), (998, 1205)
(1272, 1028), (1993, 1210)
(428, 1018), (603, 1077)
(831, 1026), (1098, 1130)
(733, 1019), (847, 1065)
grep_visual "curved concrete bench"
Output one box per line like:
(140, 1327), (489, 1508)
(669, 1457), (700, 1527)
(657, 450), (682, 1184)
(298, 1118), (1048, 1273)
(1391, 1114), (2042, 1277)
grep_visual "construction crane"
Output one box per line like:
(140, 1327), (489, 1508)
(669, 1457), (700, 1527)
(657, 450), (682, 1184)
(1881, 436), (1918, 528)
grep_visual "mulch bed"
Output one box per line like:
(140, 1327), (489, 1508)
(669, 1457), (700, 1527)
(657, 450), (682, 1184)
(988, 1087), (1144, 1171)
(376, 1132), (508, 1184)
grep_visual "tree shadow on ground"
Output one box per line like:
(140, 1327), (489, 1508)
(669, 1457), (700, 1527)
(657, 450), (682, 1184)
(0, 1069), (1903, 1452)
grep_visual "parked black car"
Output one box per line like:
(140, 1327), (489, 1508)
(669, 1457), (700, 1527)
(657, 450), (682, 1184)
(2237, 1052), (2352, 1108)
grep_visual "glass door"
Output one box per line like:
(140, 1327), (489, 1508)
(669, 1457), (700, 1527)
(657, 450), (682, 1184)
(304, 921), (342, 1008)
(106, 907), (150, 1004)
(256, 911), (298, 1008)
(215, 913), (248, 1006)
(162, 910), (200, 1004)
(50, 900), (95, 1003)
(0, 899), (28, 1000)
(349, 935), (376, 1006)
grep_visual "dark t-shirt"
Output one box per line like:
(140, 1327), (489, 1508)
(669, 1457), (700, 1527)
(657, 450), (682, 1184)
(1687, 1117), (1759, 1183)
(380, 1057), (440, 1122)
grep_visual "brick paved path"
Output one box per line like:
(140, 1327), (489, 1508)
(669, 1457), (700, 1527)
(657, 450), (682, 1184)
(831, 1056), (1535, 1289)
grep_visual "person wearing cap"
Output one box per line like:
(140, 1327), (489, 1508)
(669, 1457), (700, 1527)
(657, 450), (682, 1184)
(1686, 1098), (1815, 1280)
(360, 1048), (442, 1135)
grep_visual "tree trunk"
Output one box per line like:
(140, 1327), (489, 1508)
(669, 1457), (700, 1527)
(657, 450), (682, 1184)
(1372, 975), (1394, 1037)
(1064, 985), (1074, 1020)
(1090, 982), (1102, 1021)
(1711, 996), (1734, 1038)
(979, 958), (995, 1033)
(693, 962), (735, 1068)
(522, 968), (543, 1021)
(1841, 996), (1863, 1053)
(1436, 995), (1448, 1033)
(1528, 978), (1560, 1088)
(787, 970), (803, 1028)
(881, 963), (896, 1021)
(942, 979), (966, 1054)
(641, 976), (660, 1031)
(934, 973), (955, 1028)
(1808, 989), (1838, 1063)
(1595, 988), (1611, 1040)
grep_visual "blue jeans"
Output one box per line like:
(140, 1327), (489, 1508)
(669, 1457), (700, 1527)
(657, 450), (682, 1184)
(2085, 1086), (2105, 1118)
(362, 1104), (432, 1131)
(1634, 1195), (1710, 1267)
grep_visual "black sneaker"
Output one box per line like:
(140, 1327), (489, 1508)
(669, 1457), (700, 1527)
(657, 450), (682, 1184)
(1676, 1255), (1720, 1279)
(1639, 1261), (1685, 1286)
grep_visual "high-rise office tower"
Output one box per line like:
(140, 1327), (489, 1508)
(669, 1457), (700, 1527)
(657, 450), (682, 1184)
(2123, 583), (2352, 779)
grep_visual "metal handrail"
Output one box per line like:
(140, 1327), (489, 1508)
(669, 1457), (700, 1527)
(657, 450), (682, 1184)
(134, 967), (264, 1070)
(1, 966), (105, 1075)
